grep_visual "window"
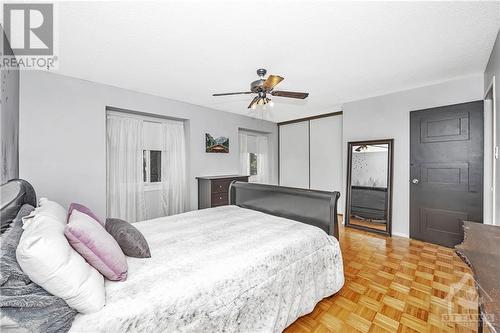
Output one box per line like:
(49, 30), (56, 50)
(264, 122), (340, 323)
(143, 150), (162, 183)
(249, 152), (258, 176)
(239, 130), (270, 184)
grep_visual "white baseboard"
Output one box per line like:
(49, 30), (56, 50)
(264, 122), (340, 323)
(391, 232), (409, 238)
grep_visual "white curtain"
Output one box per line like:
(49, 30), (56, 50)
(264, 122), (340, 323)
(106, 115), (145, 222)
(239, 131), (271, 184)
(161, 122), (188, 216)
(239, 132), (250, 175)
(256, 135), (270, 184)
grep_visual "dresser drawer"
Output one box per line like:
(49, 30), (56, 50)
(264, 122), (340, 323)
(211, 192), (228, 206)
(212, 180), (231, 194)
(197, 175), (250, 209)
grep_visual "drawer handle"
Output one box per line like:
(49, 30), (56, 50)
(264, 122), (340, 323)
(219, 196), (222, 200)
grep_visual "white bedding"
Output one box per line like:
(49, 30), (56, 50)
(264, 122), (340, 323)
(70, 206), (344, 333)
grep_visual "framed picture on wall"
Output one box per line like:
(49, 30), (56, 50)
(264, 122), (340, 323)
(205, 133), (229, 153)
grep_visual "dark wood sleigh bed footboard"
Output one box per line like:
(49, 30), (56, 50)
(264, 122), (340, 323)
(229, 182), (341, 239)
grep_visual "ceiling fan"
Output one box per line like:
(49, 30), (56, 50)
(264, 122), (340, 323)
(212, 68), (309, 109)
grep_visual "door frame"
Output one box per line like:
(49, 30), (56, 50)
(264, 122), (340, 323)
(484, 76), (496, 225)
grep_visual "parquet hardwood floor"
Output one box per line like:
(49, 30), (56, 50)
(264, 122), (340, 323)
(284, 224), (478, 333)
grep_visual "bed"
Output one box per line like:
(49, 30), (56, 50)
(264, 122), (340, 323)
(1, 180), (344, 333)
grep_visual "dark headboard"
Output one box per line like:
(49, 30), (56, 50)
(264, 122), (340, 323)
(0, 179), (36, 232)
(229, 182), (340, 238)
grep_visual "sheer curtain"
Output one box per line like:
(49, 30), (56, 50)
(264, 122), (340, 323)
(239, 132), (250, 175)
(106, 115), (145, 222)
(256, 135), (270, 184)
(239, 130), (271, 184)
(161, 122), (188, 215)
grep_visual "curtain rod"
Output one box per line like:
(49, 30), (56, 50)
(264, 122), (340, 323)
(106, 109), (184, 125)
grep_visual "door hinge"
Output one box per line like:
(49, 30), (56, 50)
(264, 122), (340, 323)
(495, 146), (499, 160)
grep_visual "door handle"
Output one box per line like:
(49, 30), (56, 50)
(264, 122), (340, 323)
(412, 179), (419, 184)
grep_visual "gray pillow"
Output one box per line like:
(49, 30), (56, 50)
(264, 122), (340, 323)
(105, 218), (151, 258)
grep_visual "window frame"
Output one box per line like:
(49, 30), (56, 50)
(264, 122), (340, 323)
(143, 149), (163, 191)
(249, 152), (258, 177)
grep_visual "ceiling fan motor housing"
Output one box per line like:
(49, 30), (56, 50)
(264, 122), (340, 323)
(251, 79), (266, 93)
(250, 68), (268, 92)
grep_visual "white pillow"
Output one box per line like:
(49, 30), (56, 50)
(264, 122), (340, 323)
(21, 197), (67, 230)
(36, 197), (67, 222)
(16, 199), (105, 313)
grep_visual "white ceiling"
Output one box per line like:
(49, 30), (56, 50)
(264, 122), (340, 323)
(53, 1), (500, 122)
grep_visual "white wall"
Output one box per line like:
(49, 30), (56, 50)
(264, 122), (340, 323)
(484, 29), (500, 225)
(19, 71), (278, 218)
(343, 74), (485, 237)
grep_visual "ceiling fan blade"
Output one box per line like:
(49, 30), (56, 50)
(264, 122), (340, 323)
(271, 91), (309, 99)
(247, 96), (259, 109)
(262, 75), (284, 91)
(212, 92), (253, 96)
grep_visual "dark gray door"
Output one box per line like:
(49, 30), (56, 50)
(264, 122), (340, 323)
(410, 101), (483, 247)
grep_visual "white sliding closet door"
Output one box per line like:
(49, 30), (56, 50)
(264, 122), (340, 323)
(310, 115), (342, 190)
(310, 115), (343, 212)
(279, 121), (309, 188)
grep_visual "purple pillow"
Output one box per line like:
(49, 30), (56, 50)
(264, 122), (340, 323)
(65, 210), (128, 281)
(67, 203), (104, 226)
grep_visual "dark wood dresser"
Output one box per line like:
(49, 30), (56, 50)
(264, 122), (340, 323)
(196, 175), (249, 209)
(455, 222), (500, 333)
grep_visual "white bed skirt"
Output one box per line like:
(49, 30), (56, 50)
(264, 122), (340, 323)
(70, 206), (344, 333)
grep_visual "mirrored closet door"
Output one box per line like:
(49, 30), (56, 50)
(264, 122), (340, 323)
(345, 139), (393, 235)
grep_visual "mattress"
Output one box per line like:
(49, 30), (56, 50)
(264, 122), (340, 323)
(70, 205), (344, 333)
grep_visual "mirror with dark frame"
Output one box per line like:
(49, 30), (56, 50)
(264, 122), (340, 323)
(345, 139), (393, 235)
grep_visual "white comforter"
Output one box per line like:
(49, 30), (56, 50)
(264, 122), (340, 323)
(70, 206), (344, 333)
